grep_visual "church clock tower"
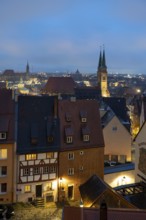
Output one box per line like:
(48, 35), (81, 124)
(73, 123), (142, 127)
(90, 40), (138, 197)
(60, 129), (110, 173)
(97, 48), (110, 97)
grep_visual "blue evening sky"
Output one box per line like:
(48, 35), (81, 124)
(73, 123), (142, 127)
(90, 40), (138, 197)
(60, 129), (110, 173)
(0, 0), (146, 74)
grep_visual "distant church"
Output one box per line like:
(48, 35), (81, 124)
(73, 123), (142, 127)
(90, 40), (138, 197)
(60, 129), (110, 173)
(97, 48), (110, 97)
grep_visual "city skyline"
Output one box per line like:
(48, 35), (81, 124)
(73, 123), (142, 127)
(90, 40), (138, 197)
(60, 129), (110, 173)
(0, 0), (146, 74)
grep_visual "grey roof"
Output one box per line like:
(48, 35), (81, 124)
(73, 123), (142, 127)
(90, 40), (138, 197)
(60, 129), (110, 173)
(17, 95), (60, 154)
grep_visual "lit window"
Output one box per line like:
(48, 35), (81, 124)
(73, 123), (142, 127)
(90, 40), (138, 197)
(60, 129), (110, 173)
(46, 182), (53, 191)
(68, 152), (74, 160)
(25, 185), (31, 193)
(23, 168), (30, 176)
(26, 154), (36, 160)
(46, 152), (54, 158)
(0, 149), (7, 159)
(83, 135), (90, 142)
(1, 183), (7, 193)
(68, 168), (74, 176)
(66, 136), (73, 144)
(33, 167), (40, 175)
(0, 133), (6, 140)
(0, 166), (7, 176)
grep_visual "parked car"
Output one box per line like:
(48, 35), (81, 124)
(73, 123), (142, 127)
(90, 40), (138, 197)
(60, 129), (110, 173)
(0, 204), (15, 219)
(104, 160), (121, 167)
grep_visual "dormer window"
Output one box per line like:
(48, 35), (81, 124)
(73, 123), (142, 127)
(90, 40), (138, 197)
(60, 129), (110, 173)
(65, 112), (71, 122)
(81, 118), (87, 123)
(65, 126), (73, 144)
(31, 123), (38, 145)
(83, 134), (90, 142)
(47, 136), (54, 143)
(82, 126), (90, 142)
(80, 111), (87, 123)
(47, 120), (55, 144)
(0, 133), (6, 140)
(66, 136), (73, 144)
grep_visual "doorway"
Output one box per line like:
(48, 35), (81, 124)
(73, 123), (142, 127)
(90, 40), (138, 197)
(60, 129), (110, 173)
(68, 185), (74, 200)
(36, 185), (42, 198)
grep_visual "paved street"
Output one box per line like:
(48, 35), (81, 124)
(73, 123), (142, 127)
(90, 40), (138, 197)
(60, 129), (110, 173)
(9, 202), (64, 220)
(11, 207), (63, 220)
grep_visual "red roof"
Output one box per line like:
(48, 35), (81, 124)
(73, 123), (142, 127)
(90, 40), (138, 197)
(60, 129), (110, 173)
(42, 76), (77, 94)
(58, 99), (104, 150)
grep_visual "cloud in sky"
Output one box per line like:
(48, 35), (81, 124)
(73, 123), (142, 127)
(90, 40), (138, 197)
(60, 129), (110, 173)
(0, 0), (146, 73)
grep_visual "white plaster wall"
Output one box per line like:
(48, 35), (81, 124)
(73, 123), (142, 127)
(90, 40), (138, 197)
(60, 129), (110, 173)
(104, 170), (135, 188)
(103, 116), (132, 162)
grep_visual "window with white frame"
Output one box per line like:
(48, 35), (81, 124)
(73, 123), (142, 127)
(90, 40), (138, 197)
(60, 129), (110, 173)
(23, 168), (30, 176)
(24, 185), (31, 193)
(80, 111), (87, 123)
(83, 134), (90, 142)
(80, 151), (84, 155)
(66, 136), (73, 144)
(81, 117), (87, 123)
(33, 167), (40, 175)
(68, 152), (74, 160)
(0, 166), (7, 176)
(26, 154), (36, 160)
(68, 168), (74, 176)
(0, 183), (7, 193)
(0, 149), (7, 159)
(0, 133), (6, 140)
(43, 166), (49, 174)
(50, 166), (56, 173)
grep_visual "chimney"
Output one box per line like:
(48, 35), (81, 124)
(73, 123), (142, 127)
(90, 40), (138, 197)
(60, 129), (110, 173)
(100, 199), (107, 220)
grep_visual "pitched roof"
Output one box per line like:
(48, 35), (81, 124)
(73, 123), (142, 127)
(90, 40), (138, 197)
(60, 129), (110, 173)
(101, 108), (115, 128)
(102, 97), (129, 122)
(58, 99), (104, 151)
(63, 206), (146, 220)
(102, 97), (130, 130)
(42, 76), (77, 95)
(17, 95), (60, 154)
(79, 175), (135, 208)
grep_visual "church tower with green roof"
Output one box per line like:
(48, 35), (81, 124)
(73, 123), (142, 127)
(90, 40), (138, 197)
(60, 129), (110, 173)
(97, 47), (110, 97)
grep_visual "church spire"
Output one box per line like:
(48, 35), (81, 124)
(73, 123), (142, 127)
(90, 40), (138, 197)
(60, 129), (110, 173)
(26, 61), (30, 75)
(97, 46), (110, 97)
(98, 48), (102, 69)
(102, 46), (107, 68)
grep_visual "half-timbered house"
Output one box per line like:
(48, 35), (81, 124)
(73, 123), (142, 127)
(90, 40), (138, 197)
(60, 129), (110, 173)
(16, 95), (60, 204)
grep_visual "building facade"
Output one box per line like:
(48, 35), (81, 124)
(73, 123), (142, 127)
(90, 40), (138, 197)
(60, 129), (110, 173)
(0, 89), (15, 204)
(16, 95), (60, 203)
(58, 99), (104, 201)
